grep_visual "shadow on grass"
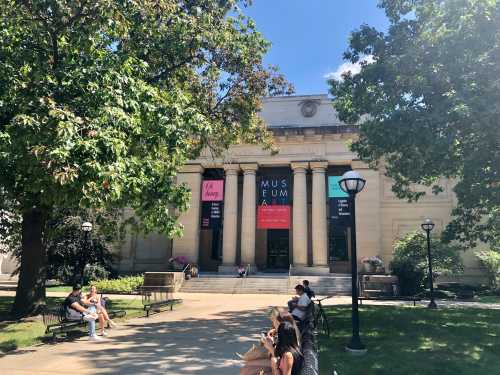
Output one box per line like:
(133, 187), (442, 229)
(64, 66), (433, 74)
(319, 305), (500, 375)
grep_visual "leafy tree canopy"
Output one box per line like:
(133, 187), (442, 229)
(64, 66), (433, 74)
(0, 0), (292, 316)
(329, 0), (500, 247)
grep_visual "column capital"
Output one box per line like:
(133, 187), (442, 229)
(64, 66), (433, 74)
(223, 164), (240, 175)
(291, 162), (309, 173)
(180, 164), (204, 173)
(240, 163), (259, 174)
(310, 161), (328, 172)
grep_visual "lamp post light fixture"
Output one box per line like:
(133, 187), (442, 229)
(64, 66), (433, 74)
(80, 222), (93, 286)
(421, 218), (437, 309)
(339, 170), (367, 354)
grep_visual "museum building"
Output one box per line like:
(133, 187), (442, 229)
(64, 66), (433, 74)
(116, 95), (481, 279)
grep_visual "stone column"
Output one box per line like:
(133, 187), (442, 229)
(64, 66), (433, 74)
(292, 162), (309, 267)
(172, 164), (204, 263)
(220, 164), (240, 271)
(351, 161), (382, 264)
(240, 163), (258, 266)
(311, 161), (329, 268)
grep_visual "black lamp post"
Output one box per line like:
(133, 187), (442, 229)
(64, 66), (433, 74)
(421, 218), (437, 309)
(80, 221), (93, 286)
(339, 170), (367, 353)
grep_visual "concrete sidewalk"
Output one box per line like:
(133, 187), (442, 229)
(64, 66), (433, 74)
(1, 292), (499, 374)
(0, 293), (290, 375)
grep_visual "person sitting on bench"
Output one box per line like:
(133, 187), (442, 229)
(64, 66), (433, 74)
(288, 285), (311, 323)
(86, 285), (117, 336)
(302, 280), (315, 299)
(64, 284), (103, 341)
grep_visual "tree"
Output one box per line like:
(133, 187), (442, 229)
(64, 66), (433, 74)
(329, 0), (500, 248)
(44, 209), (119, 286)
(0, 0), (292, 317)
(390, 231), (463, 296)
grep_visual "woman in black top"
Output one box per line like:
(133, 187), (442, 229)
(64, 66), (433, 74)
(260, 321), (303, 375)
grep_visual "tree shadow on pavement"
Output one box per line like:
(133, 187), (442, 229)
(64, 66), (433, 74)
(74, 308), (271, 375)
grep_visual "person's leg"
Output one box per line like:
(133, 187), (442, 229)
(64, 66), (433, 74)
(88, 318), (96, 337)
(97, 312), (106, 335)
(86, 306), (97, 337)
(100, 306), (110, 321)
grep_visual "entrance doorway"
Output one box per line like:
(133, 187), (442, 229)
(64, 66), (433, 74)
(267, 229), (290, 270)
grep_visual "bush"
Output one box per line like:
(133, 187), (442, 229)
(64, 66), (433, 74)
(83, 264), (110, 283)
(92, 275), (144, 294)
(390, 231), (463, 296)
(475, 249), (500, 289)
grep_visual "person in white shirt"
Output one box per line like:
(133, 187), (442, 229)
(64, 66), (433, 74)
(289, 284), (311, 321)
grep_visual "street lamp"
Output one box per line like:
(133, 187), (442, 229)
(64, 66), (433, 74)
(421, 218), (437, 309)
(80, 222), (93, 285)
(339, 170), (367, 353)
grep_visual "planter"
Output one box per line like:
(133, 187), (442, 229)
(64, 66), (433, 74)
(362, 262), (374, 273)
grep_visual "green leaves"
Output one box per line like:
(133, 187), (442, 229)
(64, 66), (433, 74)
(330, 0), (500, 247)
(0, 0), (291, 237)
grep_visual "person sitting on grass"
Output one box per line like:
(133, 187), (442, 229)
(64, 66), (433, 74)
(64, 284), (103, 341)
(86, 285), (117, 336)
(288, 285), (311, 323)
(302, 280), (315, 299)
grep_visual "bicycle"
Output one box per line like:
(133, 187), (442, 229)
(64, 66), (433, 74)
(312, 296), (332, 337)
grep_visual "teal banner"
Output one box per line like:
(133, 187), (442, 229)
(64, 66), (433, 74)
(328, 176), (349, 198)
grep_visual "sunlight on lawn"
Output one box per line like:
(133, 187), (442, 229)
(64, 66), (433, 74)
(319, 305), (500, 375)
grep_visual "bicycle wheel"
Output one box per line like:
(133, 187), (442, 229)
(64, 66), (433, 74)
(317, 308), (330, 336)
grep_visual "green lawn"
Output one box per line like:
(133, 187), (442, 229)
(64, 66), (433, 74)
(45, 285), (73, 293)
(0, 296), (144, 353)
(476, 295), (500, 304)
(319, 305), (500, 375)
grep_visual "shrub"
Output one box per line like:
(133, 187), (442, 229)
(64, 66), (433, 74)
(92, 275), (144, 294)
(83, 264), (110, 283)
(475, 249), (500, 289)
(390, 231), (463, 296)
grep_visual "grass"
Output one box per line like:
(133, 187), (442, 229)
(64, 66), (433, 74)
(475, 295), (500, 304)
(0, 296), (144, 353)
(45, 285), (73, 293)
(319, 305), (500, 375)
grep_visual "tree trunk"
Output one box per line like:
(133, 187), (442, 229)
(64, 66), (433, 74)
(11, 207), (47, 318)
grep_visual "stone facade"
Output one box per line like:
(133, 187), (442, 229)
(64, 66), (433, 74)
(116, 95), (484, 281)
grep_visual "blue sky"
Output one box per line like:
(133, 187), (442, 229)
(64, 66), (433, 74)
(244, 1), (389, 95)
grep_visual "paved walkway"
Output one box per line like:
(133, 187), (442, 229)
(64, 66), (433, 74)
(1, 292), (500, 374)
(0, 293), (290, 375)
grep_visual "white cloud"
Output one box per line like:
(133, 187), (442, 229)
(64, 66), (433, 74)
(324, 55), (375, 81)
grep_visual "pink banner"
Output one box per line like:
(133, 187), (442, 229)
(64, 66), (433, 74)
(202, 180), (224, 201)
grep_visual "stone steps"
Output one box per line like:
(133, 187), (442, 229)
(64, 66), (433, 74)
(180, 275), (352, 295)
(0, 275), (18, 291)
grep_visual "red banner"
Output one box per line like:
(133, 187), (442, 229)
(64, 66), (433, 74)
(257, 205), (290, 229)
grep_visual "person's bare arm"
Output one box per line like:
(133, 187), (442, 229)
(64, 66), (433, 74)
(283, 352), (293, 375)
(70, 302), (88, 313)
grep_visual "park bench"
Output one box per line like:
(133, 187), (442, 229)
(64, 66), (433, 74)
(140, 272), (182, 317)
(300, 301), (319, 375)
(42, 298), (126, 338)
